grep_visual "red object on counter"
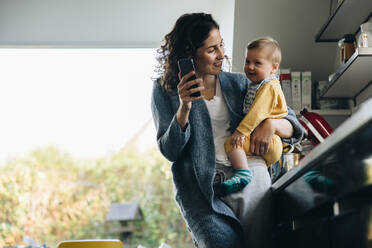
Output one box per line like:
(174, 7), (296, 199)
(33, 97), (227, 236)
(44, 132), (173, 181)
(299, 108), (334, 146)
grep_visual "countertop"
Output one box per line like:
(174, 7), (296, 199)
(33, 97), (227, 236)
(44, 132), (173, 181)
(272, 98), (372, 193)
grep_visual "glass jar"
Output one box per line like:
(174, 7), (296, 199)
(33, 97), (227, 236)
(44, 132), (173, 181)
(358, 22), (372, 48)
(342, 34), (356, 63)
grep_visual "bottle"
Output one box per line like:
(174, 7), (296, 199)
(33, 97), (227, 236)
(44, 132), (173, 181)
(358, 22), (372, 48)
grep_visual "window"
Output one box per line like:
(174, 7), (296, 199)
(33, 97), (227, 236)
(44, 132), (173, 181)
(0, 48), (157, 161)
(0, 49), (188, 247)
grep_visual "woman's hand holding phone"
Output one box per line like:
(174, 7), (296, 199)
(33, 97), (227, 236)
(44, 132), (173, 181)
(178, 71), (204, 106)
(176, 58), (204, 129)
(176, 71), (204, 129)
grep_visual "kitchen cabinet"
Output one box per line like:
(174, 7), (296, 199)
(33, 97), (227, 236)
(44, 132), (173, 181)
(270, 99), (372, 248)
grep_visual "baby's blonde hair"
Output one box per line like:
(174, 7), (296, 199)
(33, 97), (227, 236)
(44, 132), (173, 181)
(247, 37), (281, 65)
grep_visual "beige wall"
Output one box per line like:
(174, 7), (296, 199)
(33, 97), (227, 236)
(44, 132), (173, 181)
(232, 0), (338, 82)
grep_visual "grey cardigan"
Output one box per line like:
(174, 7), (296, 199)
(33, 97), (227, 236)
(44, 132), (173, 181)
(151, 71), (304, 243)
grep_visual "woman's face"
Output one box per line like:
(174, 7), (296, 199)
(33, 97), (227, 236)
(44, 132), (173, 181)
(194, 28), (225, 77)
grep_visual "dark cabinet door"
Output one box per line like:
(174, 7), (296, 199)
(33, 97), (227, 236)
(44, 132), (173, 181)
(271, 217), (330, 248)
(329, 206), (371, 248)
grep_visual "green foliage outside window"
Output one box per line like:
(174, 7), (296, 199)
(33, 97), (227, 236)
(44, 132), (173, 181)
(0, 146), (193, 248)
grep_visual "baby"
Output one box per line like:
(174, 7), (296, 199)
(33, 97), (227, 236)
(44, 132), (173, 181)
(221, 37), (288, 195)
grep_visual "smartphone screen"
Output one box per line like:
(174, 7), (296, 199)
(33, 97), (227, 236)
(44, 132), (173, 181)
(177, 58), (201, 97)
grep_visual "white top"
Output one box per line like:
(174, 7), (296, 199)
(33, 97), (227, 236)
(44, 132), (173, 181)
(204, 80), (232, 166)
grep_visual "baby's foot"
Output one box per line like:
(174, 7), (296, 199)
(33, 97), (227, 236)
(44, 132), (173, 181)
(220, 169), (253, 195)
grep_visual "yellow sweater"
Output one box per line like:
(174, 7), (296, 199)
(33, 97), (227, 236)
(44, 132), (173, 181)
(225, 79), (288, 165)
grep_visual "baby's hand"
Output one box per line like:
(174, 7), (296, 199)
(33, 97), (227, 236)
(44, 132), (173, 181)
(231, 130), (245, 148)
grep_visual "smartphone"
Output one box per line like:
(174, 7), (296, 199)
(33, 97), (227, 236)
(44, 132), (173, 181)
(177, 58), (201, 97)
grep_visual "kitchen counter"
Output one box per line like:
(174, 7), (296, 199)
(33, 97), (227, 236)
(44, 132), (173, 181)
(270, 98), (372, 248)
(272, 97), (372, 193)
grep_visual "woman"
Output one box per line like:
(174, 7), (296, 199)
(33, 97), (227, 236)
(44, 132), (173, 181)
(151, 13), (303, 248)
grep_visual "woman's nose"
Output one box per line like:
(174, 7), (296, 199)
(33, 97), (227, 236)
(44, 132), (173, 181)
(216, 47), (224, 59)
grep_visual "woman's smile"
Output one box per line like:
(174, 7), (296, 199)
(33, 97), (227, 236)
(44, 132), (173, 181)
(214, 61), (222, 68)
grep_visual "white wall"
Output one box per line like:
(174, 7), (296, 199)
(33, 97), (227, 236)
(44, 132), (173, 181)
(0, 0), (234, 56)
(232, 0), (337, 82)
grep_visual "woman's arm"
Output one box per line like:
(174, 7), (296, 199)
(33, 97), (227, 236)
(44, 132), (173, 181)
(151, 85), (191, 162)
(250, 108), (304, 155)
(176, 71), (204, 129)
(272, 118), (293, 138)
(282, 107), (305, 144)
(176, 101), (191, 130)
(151, 73), (204, 162)
(249, 118), (291, 155)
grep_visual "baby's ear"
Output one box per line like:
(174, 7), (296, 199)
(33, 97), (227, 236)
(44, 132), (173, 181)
(272, 63), (279, 73)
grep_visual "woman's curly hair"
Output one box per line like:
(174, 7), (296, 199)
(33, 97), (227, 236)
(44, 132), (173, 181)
(155, 13), (219, 93)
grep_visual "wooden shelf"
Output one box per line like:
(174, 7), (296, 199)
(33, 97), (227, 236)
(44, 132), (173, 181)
(322, 47), (372, 98)
(315, 0), (372, 42)
(295, 109), (352, 116)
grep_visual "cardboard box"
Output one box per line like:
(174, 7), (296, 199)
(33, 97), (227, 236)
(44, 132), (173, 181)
(301, 71), (312, 109)
(279, 69), (292, 108)
(291, 72), (302, 110)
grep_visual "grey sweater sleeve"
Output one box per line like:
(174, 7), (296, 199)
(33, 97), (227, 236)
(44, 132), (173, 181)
(282, 107), (304, 144)
(151, 84), (191, 162)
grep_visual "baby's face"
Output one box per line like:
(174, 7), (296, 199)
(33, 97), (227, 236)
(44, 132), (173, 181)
(244, 48), (277, 83)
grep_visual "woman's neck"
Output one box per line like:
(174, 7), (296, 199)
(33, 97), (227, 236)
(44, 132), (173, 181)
(199, 74), (217, 100)
(202, 74), (217, 87)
